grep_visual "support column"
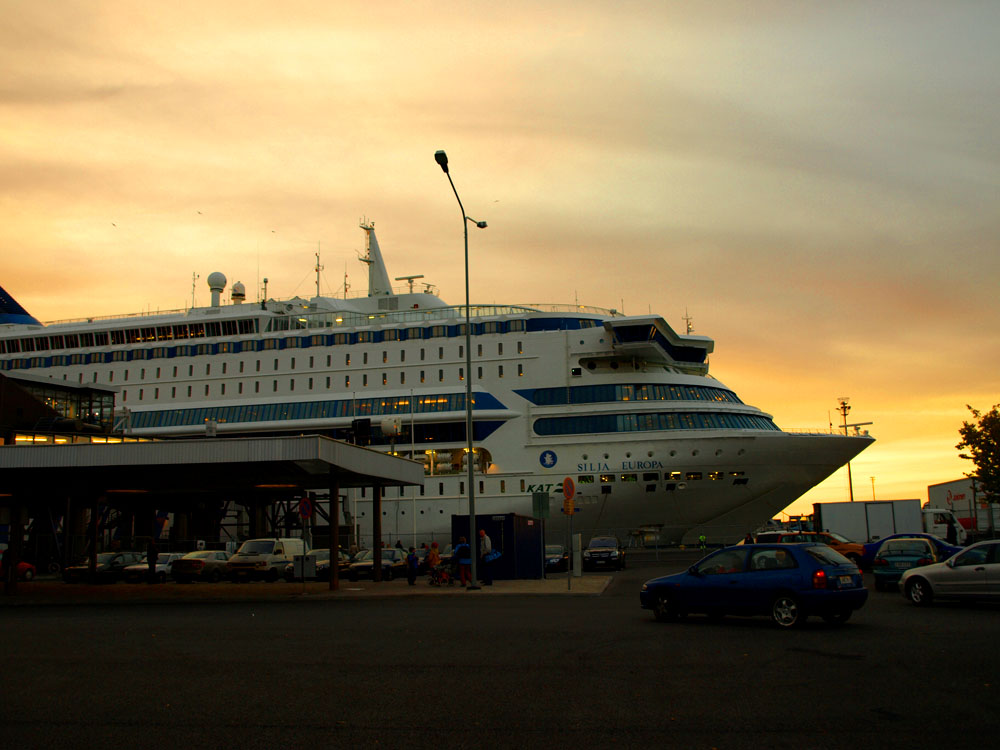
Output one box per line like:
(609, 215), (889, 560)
(329, 471), (340, 592)
(62, 495), (73, 573)
(3, 501), (25, 596)
(372, 483), (382, 582)
(88, 496), (100, 582)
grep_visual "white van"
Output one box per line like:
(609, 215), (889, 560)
(226, 538), (308, 582)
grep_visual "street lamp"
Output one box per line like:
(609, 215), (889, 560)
(434, 149), (487, 590)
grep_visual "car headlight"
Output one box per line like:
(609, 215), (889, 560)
(583, 551), (591, 558)
(610, 551), (620, 557)
(641, 583), (648, 592)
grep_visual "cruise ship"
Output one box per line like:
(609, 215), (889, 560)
(0, 222), (872, 545)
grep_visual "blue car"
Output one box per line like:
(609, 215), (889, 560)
(871, 537), (940, 591)
(639, 544), (868, 628)
(861, 533), (962, 569)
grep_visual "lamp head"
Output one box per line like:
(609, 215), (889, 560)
(434, 150), (449, 173)
(475, 220), (487, 229)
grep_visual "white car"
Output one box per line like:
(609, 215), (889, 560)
(899, 540), (1000, 606)
(122, 552), (185, 583)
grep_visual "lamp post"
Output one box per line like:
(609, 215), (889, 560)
(434, 149), (487, 590)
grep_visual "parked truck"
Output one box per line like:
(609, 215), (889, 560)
(812, 500), (966, 544)
(926, 478), (1000, 537)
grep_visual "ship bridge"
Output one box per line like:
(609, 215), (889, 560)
(603, 316), (714, 373)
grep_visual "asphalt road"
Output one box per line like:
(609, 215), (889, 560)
(2, 554), (997, 749)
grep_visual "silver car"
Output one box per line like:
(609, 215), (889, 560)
(899, 539), (1000, 606)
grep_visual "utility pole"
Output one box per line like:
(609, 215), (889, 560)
(836, 397), (874, 503)
(837, 398), (855, 502)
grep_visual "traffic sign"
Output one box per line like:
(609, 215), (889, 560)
(298, 498), (313, 519)
(562, 477), (575, 501)
(562, 477), (575, 515)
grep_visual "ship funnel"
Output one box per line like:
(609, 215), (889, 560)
(231, 281), (246, 304)
(359, 220), (393, 297)
(0, 284), (43, 326)
(207, 272), (227, 308)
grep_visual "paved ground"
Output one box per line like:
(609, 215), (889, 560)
(4, 552), (997, 749)
(1, 570), (611, 605)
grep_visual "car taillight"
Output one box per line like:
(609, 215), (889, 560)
(873, 558), (887, 566)
(812, 569), (828, 589)
(917, 557), (932, 566)
(194, 561), (205, 570)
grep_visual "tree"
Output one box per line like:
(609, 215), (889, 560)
(956, 404), (1000, 501)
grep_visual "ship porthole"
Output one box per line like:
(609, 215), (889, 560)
(715, 449), (723, 457)
(669, 450), (677, 457)
(582, 454), (588, 460)
(738, 449), (745, 456)
(692, 450), (699, 456)
(647, 451), (654, 458)
(625, 452), (632, 458)
(603, 453), (609, 459)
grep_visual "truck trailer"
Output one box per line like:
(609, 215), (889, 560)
(813, 500), (966, 544)
(926, 478), (1000, 535)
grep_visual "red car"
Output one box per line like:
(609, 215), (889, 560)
(0, 554), (37, 581)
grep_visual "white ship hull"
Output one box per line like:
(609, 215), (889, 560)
(0, 222), (872, 545)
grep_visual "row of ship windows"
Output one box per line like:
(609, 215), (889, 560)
(520, 383), (742, 406)
(534, 412), (780, 434)
(118, 364), (525, 404)
(0, 341), (525, 372)
(356, 470), (750, 500)
(0, 317), (543, 355)
(126, 393), (506, 429)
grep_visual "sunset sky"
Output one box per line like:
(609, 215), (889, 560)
(2, 1), (997, 516)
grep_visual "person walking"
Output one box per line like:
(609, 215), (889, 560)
(426, 542), (443, 584)
(146, 539), (159, 584)
(454, 536), (472, 587)
(478, 529), (494, 586)
(946, 519), (958, 546)
(406, 546), (419, 586)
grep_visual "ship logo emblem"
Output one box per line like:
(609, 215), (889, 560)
(539, 450), (557, 468)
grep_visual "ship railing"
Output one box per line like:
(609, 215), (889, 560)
(45, 308), (192, 326)
(264, 303), (620, 331)
(45, 301), (622, 329)
(782, 428), (856, 436)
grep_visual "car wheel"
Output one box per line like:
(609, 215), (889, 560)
(906, 577), (934, 607)
(23, 568), (35, 582)
(209, 570), (222, 583)
(265, 568), (279, 583)
(822, 609), (852, 625)
(771, 594), (804, 628)
(48, 562), (61, 575)
(157, 572), (167, 584)
(349, 572), (359, 582)
(653, 593), (679, 622)
(383, 568), (394, 581)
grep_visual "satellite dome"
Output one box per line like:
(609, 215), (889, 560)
(206, 272), (227, 307)
(231, 281), (246, 304)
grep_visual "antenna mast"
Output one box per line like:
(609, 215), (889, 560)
(315, 245), (324, 298)
(191, 272), (200, 308)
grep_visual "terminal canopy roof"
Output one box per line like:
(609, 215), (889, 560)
(0, 435), (423, 504)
